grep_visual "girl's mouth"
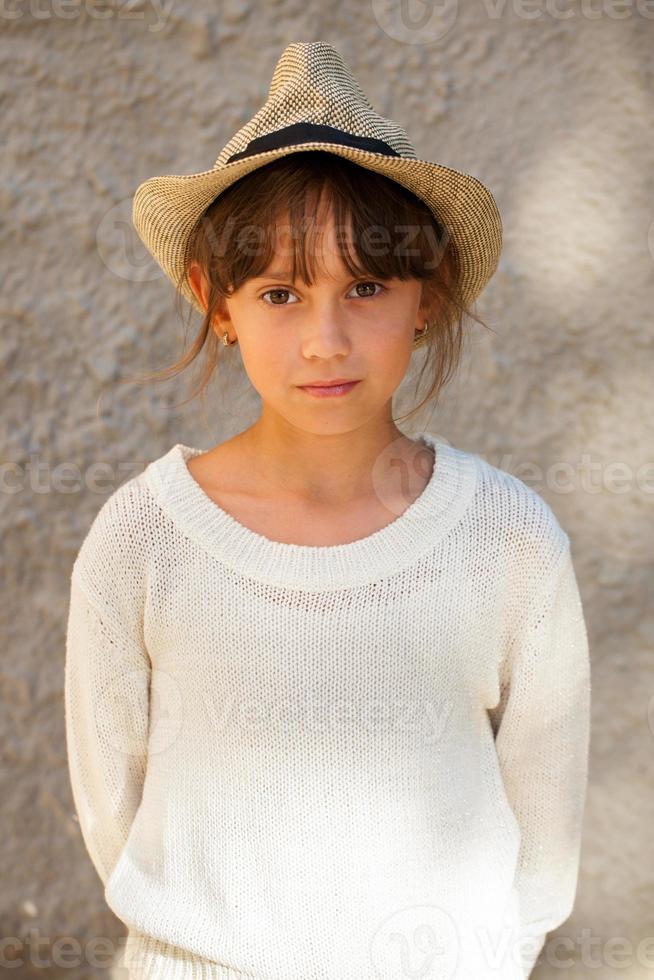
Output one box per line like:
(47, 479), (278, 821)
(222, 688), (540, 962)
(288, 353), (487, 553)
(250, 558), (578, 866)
(298, 381), (360, 398)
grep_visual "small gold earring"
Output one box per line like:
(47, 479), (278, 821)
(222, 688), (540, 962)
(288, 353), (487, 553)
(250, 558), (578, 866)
(413, 320), (431, 345)
(221, 331), (237, 347)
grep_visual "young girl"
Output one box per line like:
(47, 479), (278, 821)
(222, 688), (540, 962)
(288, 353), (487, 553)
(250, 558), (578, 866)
(64, 41), (591, 980)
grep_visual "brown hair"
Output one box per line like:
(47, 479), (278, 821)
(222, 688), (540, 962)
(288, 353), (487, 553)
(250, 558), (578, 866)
(113, 151), (495, 423)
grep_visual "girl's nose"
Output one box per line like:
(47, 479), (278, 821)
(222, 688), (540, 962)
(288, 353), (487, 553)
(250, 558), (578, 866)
(299, 309), (353, 358)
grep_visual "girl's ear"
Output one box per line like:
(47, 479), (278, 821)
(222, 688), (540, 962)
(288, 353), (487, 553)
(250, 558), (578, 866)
(416, 283), (437, 329)
(188, 262), (209, 312)
(188, 264), (233, 338)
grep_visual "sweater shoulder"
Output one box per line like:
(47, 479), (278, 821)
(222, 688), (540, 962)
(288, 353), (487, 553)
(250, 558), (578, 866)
(70, 467), (159, 626)
(464, 449), (571, 584)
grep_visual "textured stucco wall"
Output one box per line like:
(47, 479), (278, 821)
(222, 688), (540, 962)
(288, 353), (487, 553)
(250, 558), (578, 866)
(3, 5), (653, 979)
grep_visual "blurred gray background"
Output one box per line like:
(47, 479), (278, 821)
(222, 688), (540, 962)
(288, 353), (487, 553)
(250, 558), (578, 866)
(3, 3), (653, 978)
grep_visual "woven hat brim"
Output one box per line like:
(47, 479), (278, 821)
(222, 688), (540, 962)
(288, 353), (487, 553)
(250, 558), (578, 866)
(132, 141), (502, 316)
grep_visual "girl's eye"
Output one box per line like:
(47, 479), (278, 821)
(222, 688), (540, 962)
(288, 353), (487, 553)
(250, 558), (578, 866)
(259, 288), (299, 306)
(258, 281), (387, 306)
(348, 281), (386, 299)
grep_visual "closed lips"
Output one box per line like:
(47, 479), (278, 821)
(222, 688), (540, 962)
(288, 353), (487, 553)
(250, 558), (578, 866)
(300, 379), (358, 386)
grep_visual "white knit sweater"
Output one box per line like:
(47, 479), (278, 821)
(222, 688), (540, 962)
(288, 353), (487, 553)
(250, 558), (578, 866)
(64, 431), (591, 980)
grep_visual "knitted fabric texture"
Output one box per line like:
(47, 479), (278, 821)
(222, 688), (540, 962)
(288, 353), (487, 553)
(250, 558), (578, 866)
(64, 431), (591, 980)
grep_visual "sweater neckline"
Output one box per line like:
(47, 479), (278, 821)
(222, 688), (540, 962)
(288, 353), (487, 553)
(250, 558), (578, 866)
(144, 431), (479, 591)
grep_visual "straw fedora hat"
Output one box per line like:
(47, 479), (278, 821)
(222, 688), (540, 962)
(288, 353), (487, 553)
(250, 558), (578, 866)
(132, 40), (502, 317)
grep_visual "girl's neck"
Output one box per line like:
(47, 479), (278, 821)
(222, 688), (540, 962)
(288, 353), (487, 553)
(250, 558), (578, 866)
(220, 419), (428, 509)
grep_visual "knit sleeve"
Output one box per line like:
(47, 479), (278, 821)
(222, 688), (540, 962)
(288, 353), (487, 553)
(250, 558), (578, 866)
(488, 543), (591, 977)
(64, 564), (151, 888)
